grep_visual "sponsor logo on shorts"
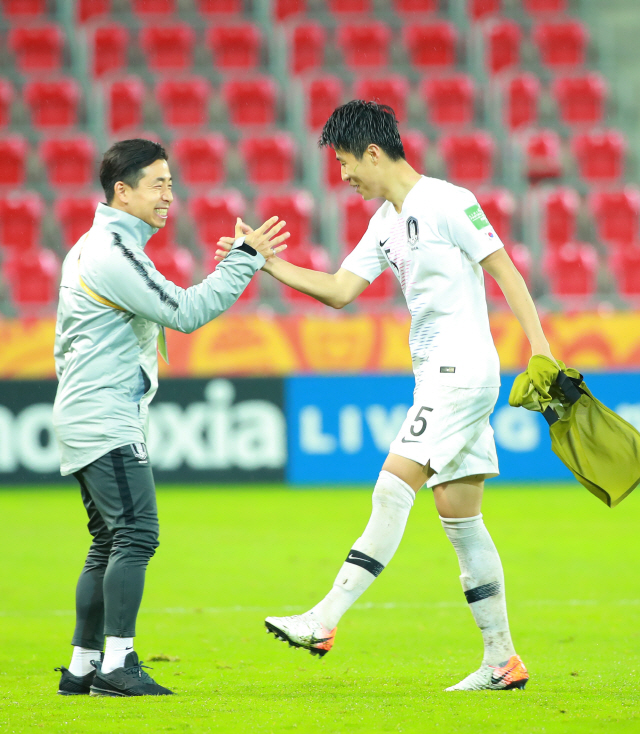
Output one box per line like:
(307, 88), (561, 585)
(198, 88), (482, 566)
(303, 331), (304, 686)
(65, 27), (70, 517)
(464, 204), (490, 230)
(401, 437), (420, 443)
(131, 442), (148, 462)
(440, 366), (456, 373)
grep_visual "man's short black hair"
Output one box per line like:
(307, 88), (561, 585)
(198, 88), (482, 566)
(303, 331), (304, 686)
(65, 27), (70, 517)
(319, 100), (405, 161)
(100, 139), (168, 204)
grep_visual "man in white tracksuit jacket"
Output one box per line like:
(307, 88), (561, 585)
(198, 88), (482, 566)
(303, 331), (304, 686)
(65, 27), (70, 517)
(53, 139), (288, 697)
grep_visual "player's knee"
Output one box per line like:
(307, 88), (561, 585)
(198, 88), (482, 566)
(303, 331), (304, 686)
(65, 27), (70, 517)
(111, 524), (159, 560)
(373, 470), (415, 511)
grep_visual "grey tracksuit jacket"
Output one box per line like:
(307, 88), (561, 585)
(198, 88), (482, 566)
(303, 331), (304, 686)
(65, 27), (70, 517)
(53, 203), (265, 476)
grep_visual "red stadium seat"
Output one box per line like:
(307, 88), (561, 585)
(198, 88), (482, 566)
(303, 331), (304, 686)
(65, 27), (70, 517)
(140, 24), (195, 72)
(305, 76), (344, 130)
(609, 245), (640, 296)
(2, 0), (47, 17)
(156, 77), (210, 129)
(341, 194), (380, 248)
(172, 134), (227, 187)
(189, 191), (247, 248)
(0, 193), (44, 253)
(39, 136), (97, 187)
(533, 21), (589, 71)
(78, 0), (111, 23)
(482, 19), (522, 75)
(239, 134), (296, 186)
(54, 195), (102, 247)
(469, 0), (501, 21)
(402, 130), (428, 173)
(545, 242), (598, 297)
(572, 130), (625, 185)
(148, 246), (194, 289)
(323, 146), (345, 190)
(439, 132), (495, 187)
(523, 0), (567, 16)
(537, 186), (580, 250)
(281, 244), (332, 304)
(8, 25), (65, 74)
(3, 248), (60, 312)
(206, 23), (263, 71)
(589, 188), (640, 249)
(23, 79), (81, 130)
(222, 77), (277, 127)
(132, 0), (176, 16)
(353, 76), (410, 122)
(404, 22), (458, 70)
(88, 24), (129, 79)
(289, 22), (327, 75)
(196, 0), (242, 17)
(0, 80), (14, 129)
(0, 136), (28, 187)
(485, 243), (531, 302)
(421, 74), (475, 129)
(105, 77), (146, 133)
(477, 188), (516, 242)
(522, 129), (562, 183)
(255, 191), (314, 245)
(337, 22), (393, 70)
(551, 74), (607, 128)
(393, 0), (438, 16)
(502, 73), (540, 130)
(327, 0), (372, 14)
(275, 0), (306, 20)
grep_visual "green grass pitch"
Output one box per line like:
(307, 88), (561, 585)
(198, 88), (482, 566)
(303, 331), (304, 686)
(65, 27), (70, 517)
(1, 483), (639, 734)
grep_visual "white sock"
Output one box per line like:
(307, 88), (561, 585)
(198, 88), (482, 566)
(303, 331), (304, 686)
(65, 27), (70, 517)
(440, 514), (516, 666)
(101, 636), (134, 674)
(311, 471), (415, 630)
(68, 646), (102, 677)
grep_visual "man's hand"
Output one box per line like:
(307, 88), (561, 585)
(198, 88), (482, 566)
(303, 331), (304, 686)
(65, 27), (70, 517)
(215, 217), (288, 264)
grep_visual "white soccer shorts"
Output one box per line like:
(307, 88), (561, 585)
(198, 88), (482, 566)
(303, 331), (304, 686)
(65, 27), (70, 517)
(388, 385), (500, 488)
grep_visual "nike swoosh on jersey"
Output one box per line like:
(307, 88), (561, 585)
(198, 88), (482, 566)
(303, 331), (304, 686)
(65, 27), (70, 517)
(379, 237), (390, 248)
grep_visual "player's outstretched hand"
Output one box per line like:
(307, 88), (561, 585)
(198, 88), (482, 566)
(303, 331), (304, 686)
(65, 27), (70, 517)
(214, 217), (288, 264)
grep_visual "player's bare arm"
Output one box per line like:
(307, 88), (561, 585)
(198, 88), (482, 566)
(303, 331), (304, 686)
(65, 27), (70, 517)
(215, 229), (368, 308)
(480, 247), (555, 361)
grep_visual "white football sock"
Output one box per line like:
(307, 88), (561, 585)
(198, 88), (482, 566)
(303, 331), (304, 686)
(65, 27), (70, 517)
(101, 636), (134, 674)
(311, 471), (415, 630)
(68, 646), (102, 677)
(440, 514), (516, 666)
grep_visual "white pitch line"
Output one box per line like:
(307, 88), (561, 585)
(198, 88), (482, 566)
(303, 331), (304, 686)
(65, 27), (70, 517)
(1, 598), (639, 618)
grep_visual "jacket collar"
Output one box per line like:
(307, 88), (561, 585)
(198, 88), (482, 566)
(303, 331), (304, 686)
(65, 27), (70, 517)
(92, 203), (158, 250)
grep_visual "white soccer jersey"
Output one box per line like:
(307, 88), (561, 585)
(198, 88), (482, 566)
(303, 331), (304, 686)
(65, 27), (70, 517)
(341, 176), (503, 388)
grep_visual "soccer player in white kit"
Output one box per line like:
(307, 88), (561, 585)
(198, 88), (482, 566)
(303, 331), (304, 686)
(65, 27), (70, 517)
(217, 101), (556, 690)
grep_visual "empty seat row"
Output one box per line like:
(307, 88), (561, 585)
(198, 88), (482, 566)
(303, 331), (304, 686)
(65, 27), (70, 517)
(104, 75), (281, 132)
(0, 0), (572, 22)
(88, 22), (265, 77)
(530, 186), (640, 251)
(288, 18), (589, 76)
(0, 136), (96, 187)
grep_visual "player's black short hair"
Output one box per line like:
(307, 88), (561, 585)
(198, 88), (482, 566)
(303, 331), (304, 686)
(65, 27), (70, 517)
(319, 100), (405, 161)
(100, 139), (168, 204)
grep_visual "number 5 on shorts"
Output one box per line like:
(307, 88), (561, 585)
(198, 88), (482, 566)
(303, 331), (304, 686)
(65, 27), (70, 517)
(410, 406), (433, 437)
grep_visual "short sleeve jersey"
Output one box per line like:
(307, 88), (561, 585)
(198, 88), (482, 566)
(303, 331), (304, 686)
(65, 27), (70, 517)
(341, 177), (503, 388)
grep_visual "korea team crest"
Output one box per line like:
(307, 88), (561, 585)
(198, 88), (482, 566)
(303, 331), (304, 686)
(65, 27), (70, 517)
(406, 217), (419, 250)
(131, 442), (148, 462)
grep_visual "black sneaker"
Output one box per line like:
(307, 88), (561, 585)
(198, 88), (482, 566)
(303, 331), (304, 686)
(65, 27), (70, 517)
(90, 651), (174, 697)
(55, 661), (100, 696)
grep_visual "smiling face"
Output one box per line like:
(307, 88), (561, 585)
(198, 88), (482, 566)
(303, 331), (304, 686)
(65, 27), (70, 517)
(112, 158), (173, 228)
(335, 147), (382, 200)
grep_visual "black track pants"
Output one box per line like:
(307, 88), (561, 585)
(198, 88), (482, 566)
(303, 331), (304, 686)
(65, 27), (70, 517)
(71, 444), (159, 650)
